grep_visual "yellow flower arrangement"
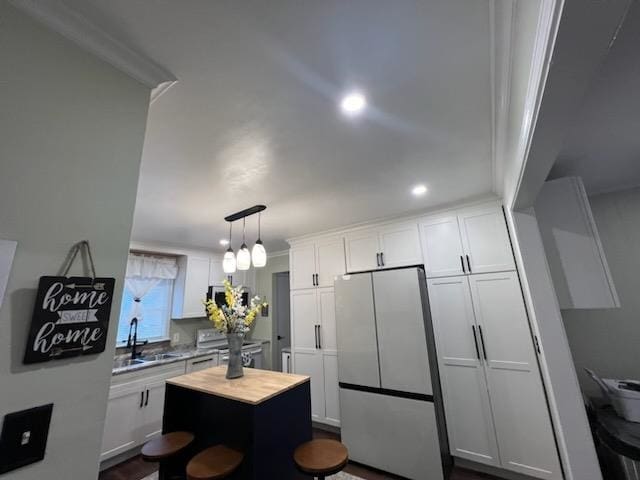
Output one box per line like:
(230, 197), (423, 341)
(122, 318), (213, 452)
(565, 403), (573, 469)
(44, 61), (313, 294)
(203, 279), (267, 334)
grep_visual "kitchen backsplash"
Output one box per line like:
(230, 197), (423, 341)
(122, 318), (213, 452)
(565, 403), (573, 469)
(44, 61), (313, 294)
(170, 317), (211, 346)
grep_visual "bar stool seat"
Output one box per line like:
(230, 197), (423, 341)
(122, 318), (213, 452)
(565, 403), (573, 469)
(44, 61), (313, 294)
(186, 445), (244, 480)
(142, 431), (195, 462)
(294, 439), (348, 480)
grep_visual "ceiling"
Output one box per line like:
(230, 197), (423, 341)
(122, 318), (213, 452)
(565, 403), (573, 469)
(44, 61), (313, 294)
(64, 0), (495, 252)
(550, 2), (640, 196)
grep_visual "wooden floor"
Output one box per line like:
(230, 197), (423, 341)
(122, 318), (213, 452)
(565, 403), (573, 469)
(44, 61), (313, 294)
(100, 428), (503, 480)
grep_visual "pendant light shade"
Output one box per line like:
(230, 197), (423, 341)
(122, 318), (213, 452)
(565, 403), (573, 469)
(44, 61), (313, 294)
(223, 248), (236, 273)
(252, 212), (267, 267)
(222, 223), (236, 274)
(236, 218), (251, 271)
(252, 240), (267, 268)
(237, 244), (251, 270)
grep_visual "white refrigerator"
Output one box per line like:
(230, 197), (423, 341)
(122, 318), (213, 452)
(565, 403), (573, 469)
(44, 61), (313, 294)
(335, 267), (449, 480)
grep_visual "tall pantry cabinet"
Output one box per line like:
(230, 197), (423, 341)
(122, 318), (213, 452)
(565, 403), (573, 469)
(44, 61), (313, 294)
(289, 236), (345, 426)
(420, 204), (562, 480)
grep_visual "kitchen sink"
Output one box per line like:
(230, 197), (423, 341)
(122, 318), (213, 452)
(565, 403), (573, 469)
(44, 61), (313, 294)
(113, 358), (147, 368)
(140, 353), (184, 362)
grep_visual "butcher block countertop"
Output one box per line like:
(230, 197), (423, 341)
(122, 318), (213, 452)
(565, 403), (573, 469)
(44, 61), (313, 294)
(166, 366), (310, 405)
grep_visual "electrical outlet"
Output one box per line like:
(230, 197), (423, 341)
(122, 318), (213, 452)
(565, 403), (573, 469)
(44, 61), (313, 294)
(172, 332), (180, 344)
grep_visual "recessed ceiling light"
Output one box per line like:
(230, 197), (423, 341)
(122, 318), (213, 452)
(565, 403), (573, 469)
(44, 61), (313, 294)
(219, 239), (229, 246)
(340, 91), (367, 116)
(412, 184), (428, 196)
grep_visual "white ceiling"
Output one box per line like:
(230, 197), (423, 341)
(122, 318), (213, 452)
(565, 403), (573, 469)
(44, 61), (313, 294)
(65, 0), (494, 252)
(551, 2), (640, 196)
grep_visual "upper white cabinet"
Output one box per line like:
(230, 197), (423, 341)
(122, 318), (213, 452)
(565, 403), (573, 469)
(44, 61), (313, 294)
(420, 215), (465, 278)
(420, 203), (515, 278)
(290, 237), (345, 290)
(345, 221), (422, 273)
(535, 176), (619, 310)
(172, 255), (210, 318)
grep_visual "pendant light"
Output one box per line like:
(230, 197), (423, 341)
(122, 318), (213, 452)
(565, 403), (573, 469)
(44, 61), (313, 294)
(222, 222), (236, 274)
(236, 217), (251, 271)
(252, 212), (267, 268)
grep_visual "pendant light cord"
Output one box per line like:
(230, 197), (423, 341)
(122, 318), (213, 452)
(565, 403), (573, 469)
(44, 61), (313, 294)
(242, 218), (246, 244)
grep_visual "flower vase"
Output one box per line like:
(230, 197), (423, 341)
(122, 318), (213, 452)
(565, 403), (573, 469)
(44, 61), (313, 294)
(226, 333), (244, 379)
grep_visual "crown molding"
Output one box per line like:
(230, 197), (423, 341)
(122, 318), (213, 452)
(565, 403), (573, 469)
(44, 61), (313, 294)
(8, 0), (177, 89)
(490, 0), (515, 196)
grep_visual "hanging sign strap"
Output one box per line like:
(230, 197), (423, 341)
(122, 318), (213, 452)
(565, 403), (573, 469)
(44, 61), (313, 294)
(59, 240), (97, 280)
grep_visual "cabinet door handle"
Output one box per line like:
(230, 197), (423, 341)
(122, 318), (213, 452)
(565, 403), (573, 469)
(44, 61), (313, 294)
(376, 253), (381, 267)
(466, 255), (472, 273)
(317, 325), (322, 350)
(314, 325), (318, 349)
(315, 273), (319, 286)
(460, 256), (466, 274)
(380, 252), (385, 267)
(144, 389), (150, 407)
(471, 325), (481, 360)
(287, 355), (291, 373)
(478, 325), (488, 360)
(139, 391), (144, 408)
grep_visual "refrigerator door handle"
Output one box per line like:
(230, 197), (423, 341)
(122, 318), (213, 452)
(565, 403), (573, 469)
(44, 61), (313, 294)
(478, 325), (488, 360)
(471, 325), (481, 360)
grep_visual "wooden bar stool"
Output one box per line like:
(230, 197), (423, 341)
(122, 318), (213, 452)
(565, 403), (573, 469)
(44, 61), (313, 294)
(142, 431), (195, 480)
(186, 445), (244, 480)
(294, 439), (349, 480)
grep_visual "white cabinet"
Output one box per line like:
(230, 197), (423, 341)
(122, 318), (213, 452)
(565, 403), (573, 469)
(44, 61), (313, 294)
(345, 222), (422, 273)
(290, 287), (339, 426)
(428, 273), (562, 480)
(458, 205), (515, 274)
(344, 229), (380, 272)
(173, 255), (210, 318)
(293, 350), (325, 422)
(420, 203), (514, 278)
(534, 176), (619, 309)
(282, 350), (292, 373)
(100, 363), (186, 462)
(186, 354), (218, 373)
(291, 244), (317, 290)
(291, 289), (319, 351)
(290, 237), (345, 290)
(101, 382), (143, 461)
(419, 215), (465, 278)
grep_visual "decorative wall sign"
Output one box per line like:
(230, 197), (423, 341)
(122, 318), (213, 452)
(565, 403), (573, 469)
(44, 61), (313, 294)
(24, 276), (115, 364)
(0, 239), (17, 310)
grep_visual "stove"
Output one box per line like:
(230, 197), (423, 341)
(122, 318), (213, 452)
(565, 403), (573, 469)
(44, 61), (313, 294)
(196, 328), (263, 369)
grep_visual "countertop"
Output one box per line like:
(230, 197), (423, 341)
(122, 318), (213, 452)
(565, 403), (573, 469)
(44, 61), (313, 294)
(112, 338), (269, 376)
(167, 366), (309, 405)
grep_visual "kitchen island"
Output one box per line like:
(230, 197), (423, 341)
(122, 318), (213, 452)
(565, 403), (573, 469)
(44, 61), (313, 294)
(162, 366), (312, 479)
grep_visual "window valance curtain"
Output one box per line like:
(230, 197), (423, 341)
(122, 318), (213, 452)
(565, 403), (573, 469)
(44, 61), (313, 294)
(124, 254), (178, 324)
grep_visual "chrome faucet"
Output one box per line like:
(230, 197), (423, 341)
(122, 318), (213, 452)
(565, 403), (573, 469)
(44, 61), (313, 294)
(126, 317), (148, 360)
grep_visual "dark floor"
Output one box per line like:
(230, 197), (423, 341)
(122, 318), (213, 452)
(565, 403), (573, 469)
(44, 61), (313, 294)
(99, 428), (502, 480)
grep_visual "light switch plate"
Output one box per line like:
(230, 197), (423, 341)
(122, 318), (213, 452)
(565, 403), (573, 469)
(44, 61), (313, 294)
(0, 404), (53, 474)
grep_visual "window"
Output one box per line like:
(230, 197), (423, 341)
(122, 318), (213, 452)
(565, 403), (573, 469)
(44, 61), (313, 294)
(116, 279), (174, 344)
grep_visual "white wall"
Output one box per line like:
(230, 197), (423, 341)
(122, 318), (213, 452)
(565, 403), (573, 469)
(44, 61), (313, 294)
(562, 186), (640, 396)
(0, 4), (149, 479)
